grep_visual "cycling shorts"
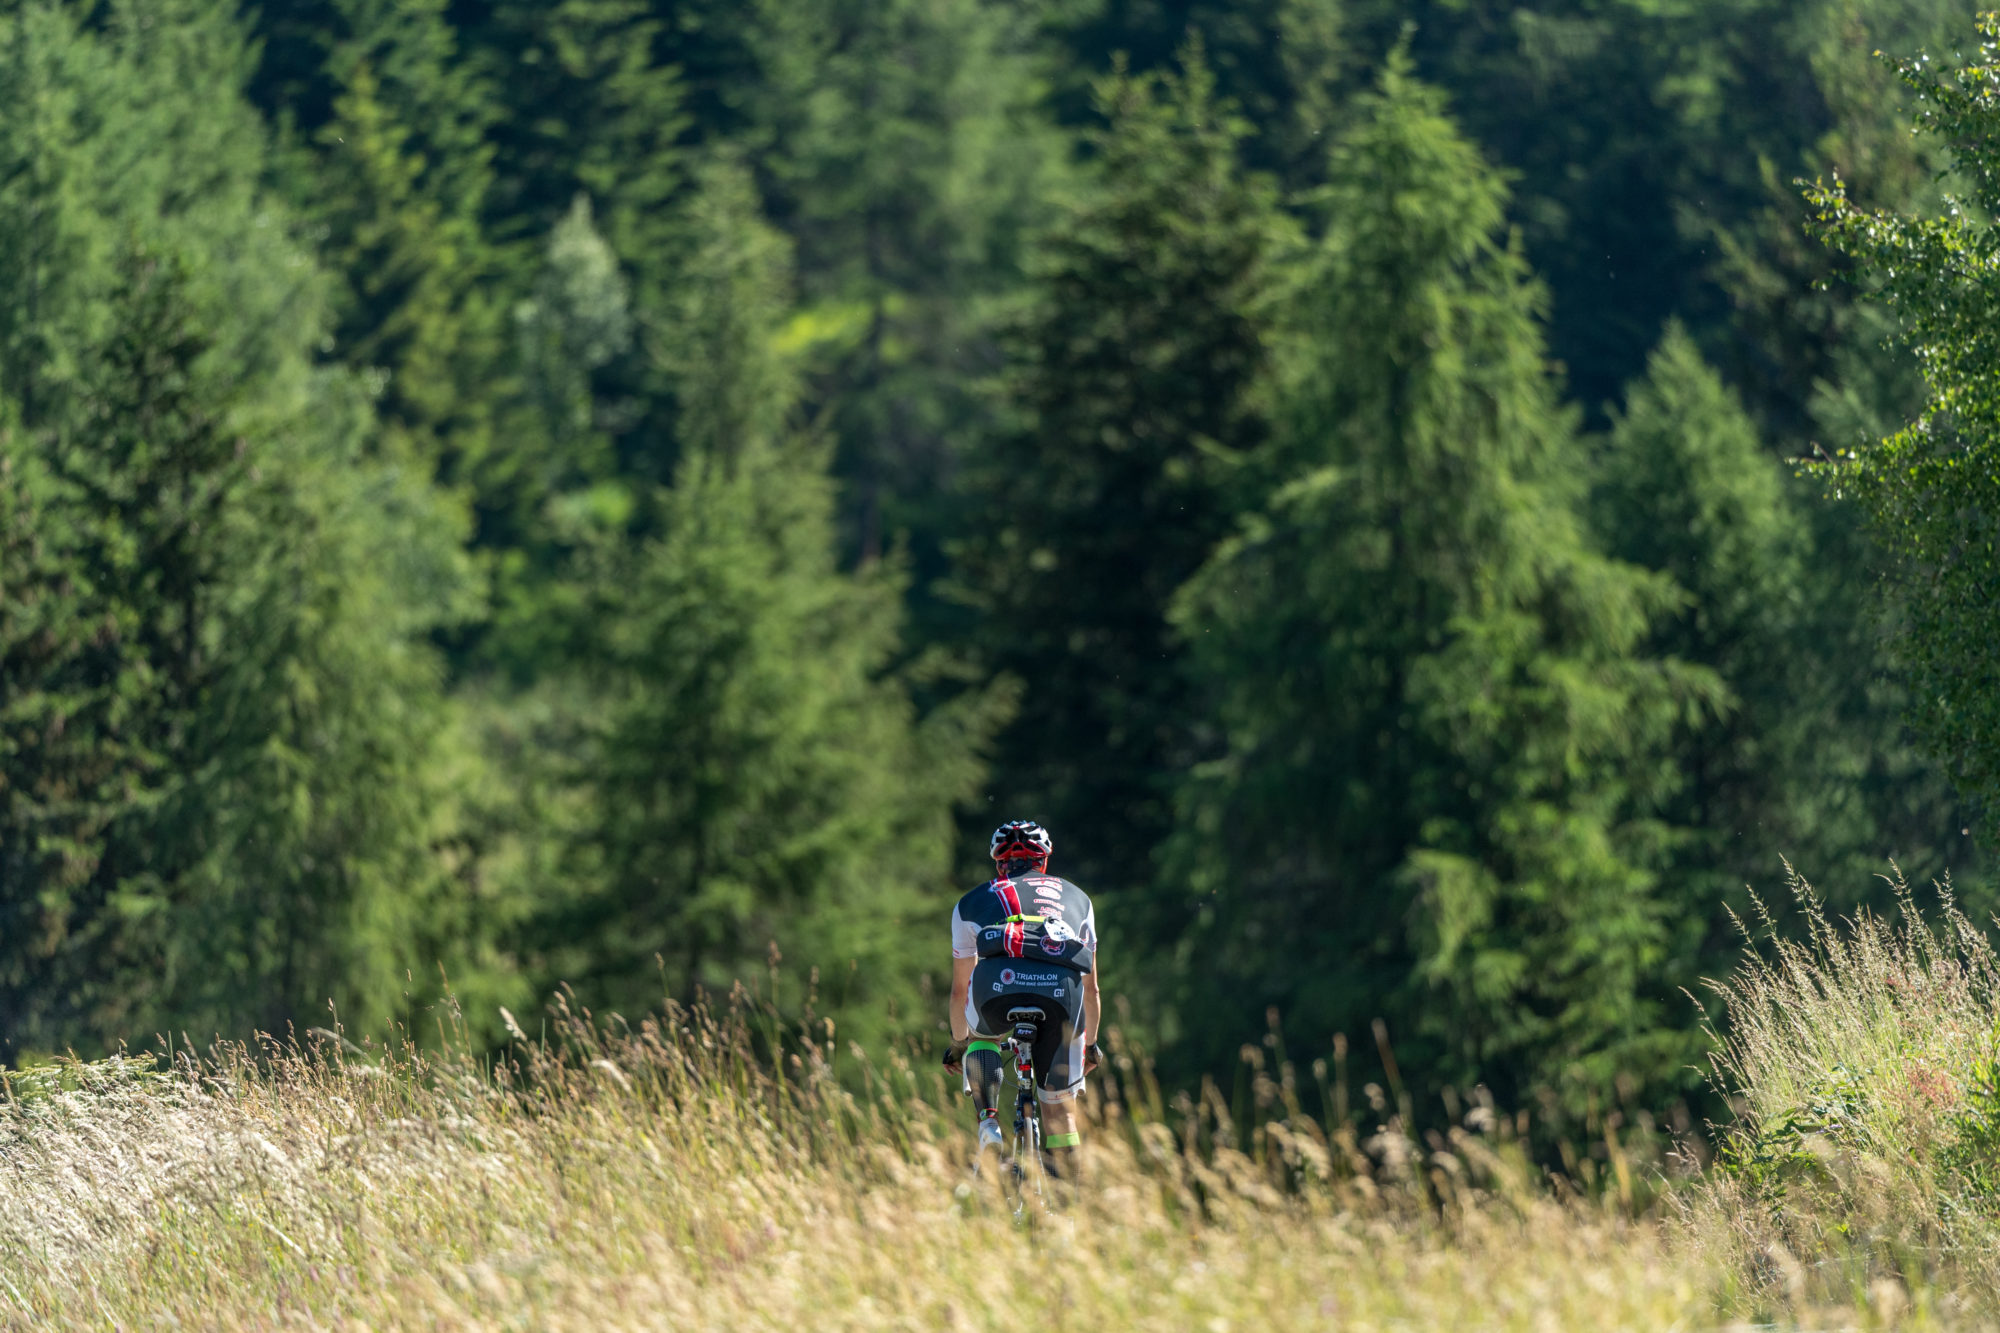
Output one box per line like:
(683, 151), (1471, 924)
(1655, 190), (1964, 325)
(965, 958), (1086, 1102)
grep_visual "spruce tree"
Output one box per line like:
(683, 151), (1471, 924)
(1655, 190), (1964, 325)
(471, 0), (688, 291)
(543, 161), (997, 1041)
(0, 1), (473, 1052)
(1043, 0), (1352, 186)
(297, 0), (505, 477)
(1594, 331), (1981, 953)
(466, 0), (692, 502)
(0, 419), (135, 1045)
(520, 200), (633, 427)
(1169, 62), (1719, 1108)
(63, 257), (466, 1041)
(959, 50), (1292, 898)
(740, 0), (1068, 566)
(1593, 328), (1807, 921)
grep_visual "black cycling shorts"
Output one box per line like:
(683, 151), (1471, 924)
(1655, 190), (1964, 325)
(969, 958), (1085, 1098)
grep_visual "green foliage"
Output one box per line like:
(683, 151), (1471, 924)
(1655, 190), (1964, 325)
(1046, 0), (1955, 437)
(1322, 0), (1963, 435)
(0, 252), (467, 1050)
(960, 47), (1293, 894)
(1598, 329), (1807, 656)
(500, 196), (634, 525)
(296, 0), (505, 480)
(1805, 14), (2000, 821)
(750, 0), (1072, 593)
(1705, 883), (2000, 1293)
(0, 1), (470, 1053)
(0, 0), (1978, 1128)
(90, 264), (466, 1043)
(1719, 1059), (1869, 1209)
(536, 164), (1000, 1043)
(469, 0), (692, 505)
(1169, 61), (1722, 1107)
(1939, 1037), (2000, 1210)
(0, 0), (302, 414)
(1595, 330), (1979, 971)
(474, 0), (689, 270)
(1042, 0), (1353, 185)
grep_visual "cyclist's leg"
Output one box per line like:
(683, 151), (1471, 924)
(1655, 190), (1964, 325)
(964, 995), (1012, 1141)
(965, 1041), (1005, 1132)
(1030, 998), (1088, 1179)
(1041, 1098), (1081, 1170)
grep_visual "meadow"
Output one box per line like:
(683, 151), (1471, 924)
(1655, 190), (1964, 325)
(0, 872), (1993, 1331)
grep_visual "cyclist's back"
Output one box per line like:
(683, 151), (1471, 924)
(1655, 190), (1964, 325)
(955, 868), (1094, 1071)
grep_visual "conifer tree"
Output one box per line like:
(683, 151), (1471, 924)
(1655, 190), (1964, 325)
(742, 0), (1068, 563)
(1594, 328), (1807, 908)
(1043, 0), (1352, 186)
(1169, 62), (1720, 1107)
(959, 50), (1292, 897)
(467, 0), (692, 502)
(472, 0), (689, 294)
(544, 162), (997, 1040)
(0, 1), (472, 1052)
(1594, 331), (1980, 945)
(0, 422), (133, 1045)
(300, 0), (504, 476)
(59, 257), (465, 1041)
(0, 0), (313, 418)
(487, 196), (635, 551)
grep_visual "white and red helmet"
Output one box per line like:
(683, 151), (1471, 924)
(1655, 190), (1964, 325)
(990, 819), (1053, 865)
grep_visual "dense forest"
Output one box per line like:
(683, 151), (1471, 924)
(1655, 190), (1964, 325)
(0, 0), (1990, 1122)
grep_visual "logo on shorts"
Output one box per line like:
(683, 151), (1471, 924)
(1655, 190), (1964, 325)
(1000, 968), (1015, 986)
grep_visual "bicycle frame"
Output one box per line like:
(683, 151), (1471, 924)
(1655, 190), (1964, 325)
(1007, 1019), (1043, 1187)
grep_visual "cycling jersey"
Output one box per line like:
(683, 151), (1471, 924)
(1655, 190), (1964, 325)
(952, 874), (1096, 1099)
(950, 873), (1097, 967)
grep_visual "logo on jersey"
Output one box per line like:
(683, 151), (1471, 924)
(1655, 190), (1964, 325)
(1041, 934), (1067, 956)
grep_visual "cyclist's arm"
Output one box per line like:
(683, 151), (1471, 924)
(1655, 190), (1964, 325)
(949, 954), (976, 1042)
(1081, 901), (1102, 1047)
(948, 902), (979, 1043)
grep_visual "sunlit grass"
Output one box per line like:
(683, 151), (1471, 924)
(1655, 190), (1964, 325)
(1, 916), (1992, 1330)
(1690, 865), (2000, 1325)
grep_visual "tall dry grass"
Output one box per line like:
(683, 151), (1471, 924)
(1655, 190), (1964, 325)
(1695, 866), (2000, 1323)
(0, 910), (1985, 1331)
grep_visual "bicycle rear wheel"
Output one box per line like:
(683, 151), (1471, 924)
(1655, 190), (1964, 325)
(1008, 1092), (1048, 1216)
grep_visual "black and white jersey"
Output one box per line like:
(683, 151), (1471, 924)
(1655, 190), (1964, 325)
(950, 873), (1097, 971)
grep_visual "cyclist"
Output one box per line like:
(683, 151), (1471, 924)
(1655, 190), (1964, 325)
(942, 820), (1102, 1179)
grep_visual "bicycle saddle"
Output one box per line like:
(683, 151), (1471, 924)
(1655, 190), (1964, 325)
(1004, 1006), (1043, 1024)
